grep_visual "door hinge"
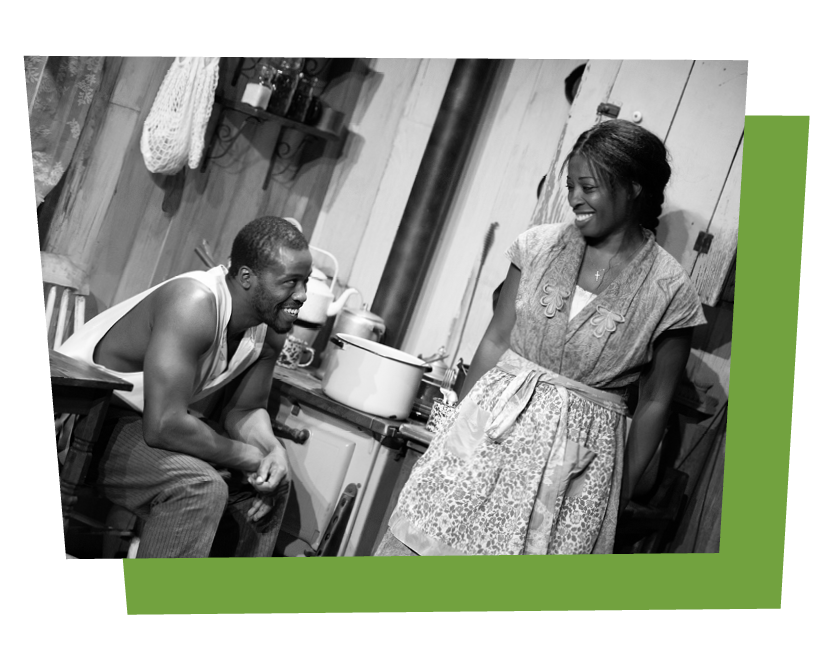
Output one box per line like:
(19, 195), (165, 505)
(694, 231), (714, 254)
(597, 102), (621, 119)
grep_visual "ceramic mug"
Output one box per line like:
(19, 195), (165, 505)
(278, 335), (315, 369)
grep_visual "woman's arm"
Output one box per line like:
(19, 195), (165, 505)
(619, 327), (693, 515)
(459, 264), (520, 400)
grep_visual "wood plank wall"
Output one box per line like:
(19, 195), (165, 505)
(41, 57), (368, 311)
(309, 58), (455, 307)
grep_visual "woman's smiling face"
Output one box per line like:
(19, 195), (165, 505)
(566, 155), (635, 240)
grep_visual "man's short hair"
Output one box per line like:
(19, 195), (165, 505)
(229, 216), (309, 276)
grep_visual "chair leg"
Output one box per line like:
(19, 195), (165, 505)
(102, 505), (139, 558)
(127, 536), (141, 559)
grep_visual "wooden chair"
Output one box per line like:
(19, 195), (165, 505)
(42, 252), (95, 350)
(43, 252), (142, 558)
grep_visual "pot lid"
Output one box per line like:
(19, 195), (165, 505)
(335, 333), (427, 369)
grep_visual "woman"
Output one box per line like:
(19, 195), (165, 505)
(377, 119), (707, 556)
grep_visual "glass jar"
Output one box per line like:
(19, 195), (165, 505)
(267, 58), (304, 116)
(241, 61), (274, 110)
(286, 74), (317, 123)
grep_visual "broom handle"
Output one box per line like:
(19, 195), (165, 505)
(448, 222), (498, 366)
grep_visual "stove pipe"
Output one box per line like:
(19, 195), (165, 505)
(371, 59), (500, 349)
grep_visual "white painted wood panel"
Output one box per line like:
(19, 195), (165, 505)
(606, 59), (693, 140)
(310, 59), (424, 279)
(659, 60), (747, 274)
(347, 59), (455, 305)
(348, 119), (436, 308)
(690, 136), (743, 307)
(533, 59), (622, 228)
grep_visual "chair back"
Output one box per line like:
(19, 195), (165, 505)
(41, 252), (93, 349)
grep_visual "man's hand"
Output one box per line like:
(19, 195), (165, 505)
(247, 491), (281, 523)
(244, 447), (289, 522)
(247, 447), (289, 493)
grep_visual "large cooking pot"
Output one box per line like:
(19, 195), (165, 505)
(322, 334), (430, 419)
(318, 307), (386, 374)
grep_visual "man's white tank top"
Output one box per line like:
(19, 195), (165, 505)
(57, 265), (268, 412)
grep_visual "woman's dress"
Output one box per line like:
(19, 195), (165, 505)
(386, 222), (707, 555)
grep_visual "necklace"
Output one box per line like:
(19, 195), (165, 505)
(591, 235), (644, 290)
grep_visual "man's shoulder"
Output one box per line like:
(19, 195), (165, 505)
(154, 274), (217, 308)
(149, 276), (219, 338)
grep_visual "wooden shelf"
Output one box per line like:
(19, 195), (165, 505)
(200, 95), (347, 187)
(214, 97), (344, 142)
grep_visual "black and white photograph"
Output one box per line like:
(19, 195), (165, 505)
(29, 57), (745, 560)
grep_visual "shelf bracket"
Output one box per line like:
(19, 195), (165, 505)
(230, 57), (262, 88)
(262, 127), (317, 189)
(199, 105), (264, 174)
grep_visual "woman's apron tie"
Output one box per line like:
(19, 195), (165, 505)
(489, 351), (628, 554)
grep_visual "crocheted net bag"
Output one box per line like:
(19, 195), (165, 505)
(140, 57), (220, 175)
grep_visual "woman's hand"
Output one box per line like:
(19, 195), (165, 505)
(621, 327), (693, 511)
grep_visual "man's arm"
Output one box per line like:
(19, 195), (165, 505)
(141, 280), (264, 473)
(223, 327), (290, 492)
(619, 327), (693, 514)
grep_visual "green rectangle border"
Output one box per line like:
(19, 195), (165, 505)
(123, 116), (808, 614)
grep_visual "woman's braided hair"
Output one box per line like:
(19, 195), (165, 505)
(563, 119), (671, 233)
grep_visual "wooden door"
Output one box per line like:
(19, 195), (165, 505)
(533, 59), (747, 307)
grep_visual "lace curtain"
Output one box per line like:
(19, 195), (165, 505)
(25, 56), (104, 205)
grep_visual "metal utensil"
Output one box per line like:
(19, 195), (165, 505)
(440, 366), (458, 406)
(419, 346), (449, 365)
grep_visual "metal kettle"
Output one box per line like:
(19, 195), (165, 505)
(332, 306), (386, 343)
(317, 306), (386, 376)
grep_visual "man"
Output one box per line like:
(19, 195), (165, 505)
(58, 216), (312, 557)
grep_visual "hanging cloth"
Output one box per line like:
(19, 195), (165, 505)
(140, 56), (220, 175)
